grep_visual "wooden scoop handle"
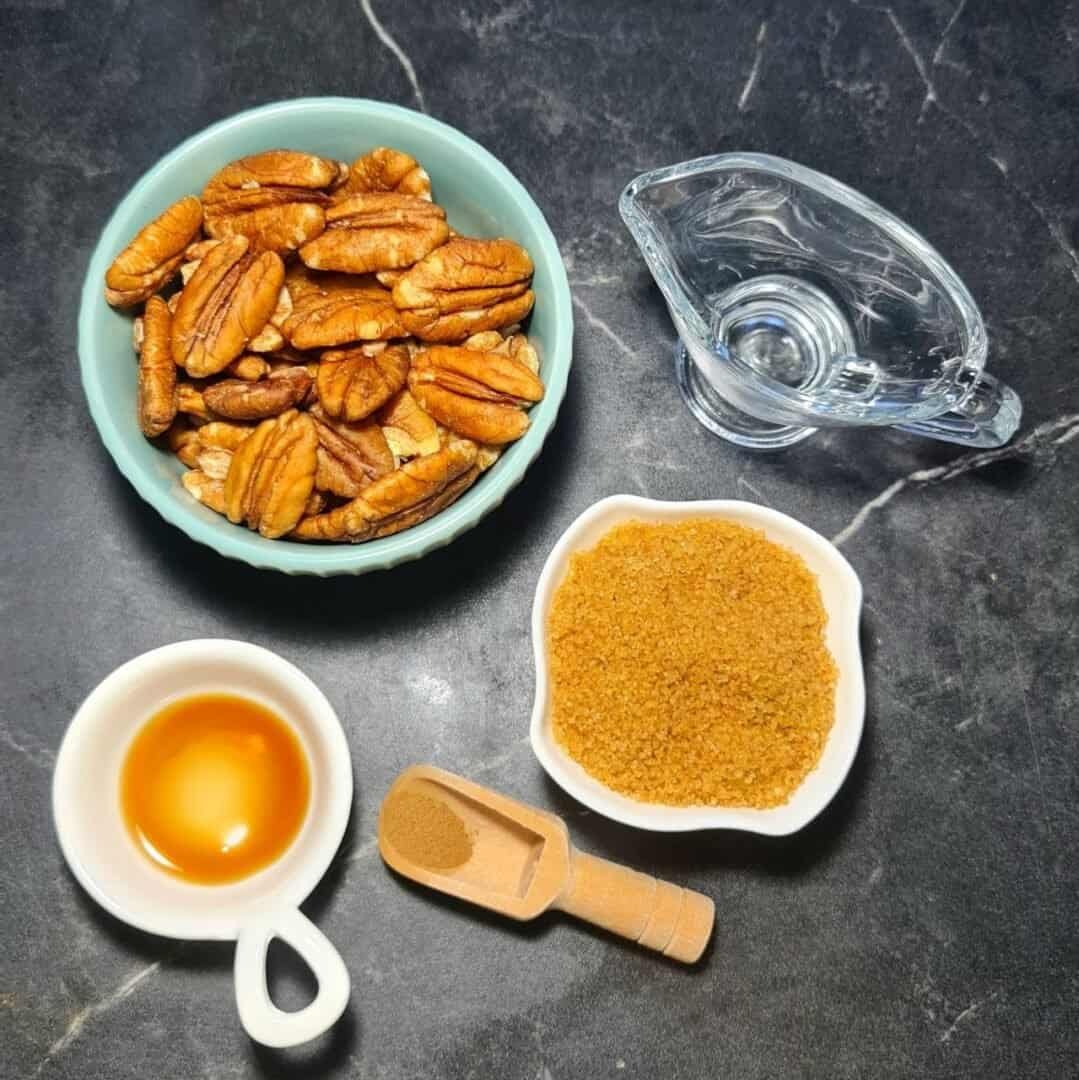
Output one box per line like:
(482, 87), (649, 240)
(554, 849), (715, 964)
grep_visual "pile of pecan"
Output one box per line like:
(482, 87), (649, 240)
(104, 147), (544, 543)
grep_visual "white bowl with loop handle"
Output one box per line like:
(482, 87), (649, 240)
(52, 639), (353, 1047)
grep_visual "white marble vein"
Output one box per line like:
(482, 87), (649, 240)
(818, 9), (842, 82)
(346, 834), (380, 865)
(572, 294), (637, 360)
(460, 0), (529, 42)
(933, 0), (968, 67)
(831, 413), (1079, 546)
(1012, 637), (1049, 833)
(888, 14), (935, 103)
(567, 270), (622, 288)
(831, 475), (908, 547)
(737, 21), (768, 112)
(940, 990), (1001, 1043)
(736, 475), (773, 506)
(359, 0), (427, 113)
(980, 153), (1079, 287)
(469, 733), (533, 779)
(0, 726), (55, 770)
(34, 962), (160, 1076)
(919, 0), (967, 121)
(867, 5), (938, 117)
(853, 0), (1079, 285)
(920, 79), (1079, 285)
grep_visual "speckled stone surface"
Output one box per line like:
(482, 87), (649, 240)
(2, 1), (1078, 1077)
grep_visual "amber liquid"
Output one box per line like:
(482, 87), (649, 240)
(120, 693), (310, 885)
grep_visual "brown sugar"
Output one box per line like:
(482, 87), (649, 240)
(547, 519), (838, 808)
(381, 788), (474, 869)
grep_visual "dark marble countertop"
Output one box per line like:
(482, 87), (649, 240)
(3, 1), (1077, 1077)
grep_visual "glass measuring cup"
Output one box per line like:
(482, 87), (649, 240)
(620, 153), (1021, 450)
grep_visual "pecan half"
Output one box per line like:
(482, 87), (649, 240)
(182, 470), (227, 514)
(331, 147), (432, 203)
(268, 364), (320, 398)
(105, 196), (203, 307)
(311, 403), (396, 462)
(197, 420), (255, 451)
(377, 388), (441, 459)
(407, 344), (543, 444)
(265, 345), (317, 368)
(226, 354), (271, 381)
(202, 150), (339, 254)
(317, 344), (410, 422)
(505, 333), (540, 373)
(282, 275), (404, 349)
(283, 261), (323, 299)
(299, 194), (448, 274)
(179, 259), (202, 286)
(375, 269), (405, 289)
(224, 410), (318, 538)
(462, 331), (504, 352)
(177, 382), (212, 422)
(171, 236), (285, 377)
(475, 444), (502, 471)
(178, 240), (225, 288)
(246, 285), (293, 352)
(392, 238), (534, 342)
(313, 414), (394, 497)
(464, 330), (540, 373)
(185, 238), (222, 262)
(247, 324), (285, 353)
(202, 367), (311, 420)
(137, 296), (177, 437)
(166, 419), (201, 467)
(292, 440), (478, 542)
(196, 446), (233, 480)
(268, 358), (319, 384)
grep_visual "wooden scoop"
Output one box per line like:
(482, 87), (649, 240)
(378, 765), (715, 964)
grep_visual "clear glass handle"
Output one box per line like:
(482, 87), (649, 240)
(895, 371), (1022, 448)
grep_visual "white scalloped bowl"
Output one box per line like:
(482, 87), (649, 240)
(530, 495), (865, 834)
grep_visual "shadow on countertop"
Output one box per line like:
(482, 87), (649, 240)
(246, 1007), (358, 1080)
(380, 849), (716, 975)
(65, 808), (365, 1076)
(537, 608), (881, 884)
(371, 608), (881, 974)
(101, 356), (587, 640)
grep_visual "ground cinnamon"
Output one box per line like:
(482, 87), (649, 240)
(381, 787), (473, 869)
(547, 518), (837, 808)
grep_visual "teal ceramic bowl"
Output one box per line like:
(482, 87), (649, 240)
(79, 98), (573, 575)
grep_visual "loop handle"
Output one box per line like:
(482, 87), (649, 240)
(234, 907), (350, 1048)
